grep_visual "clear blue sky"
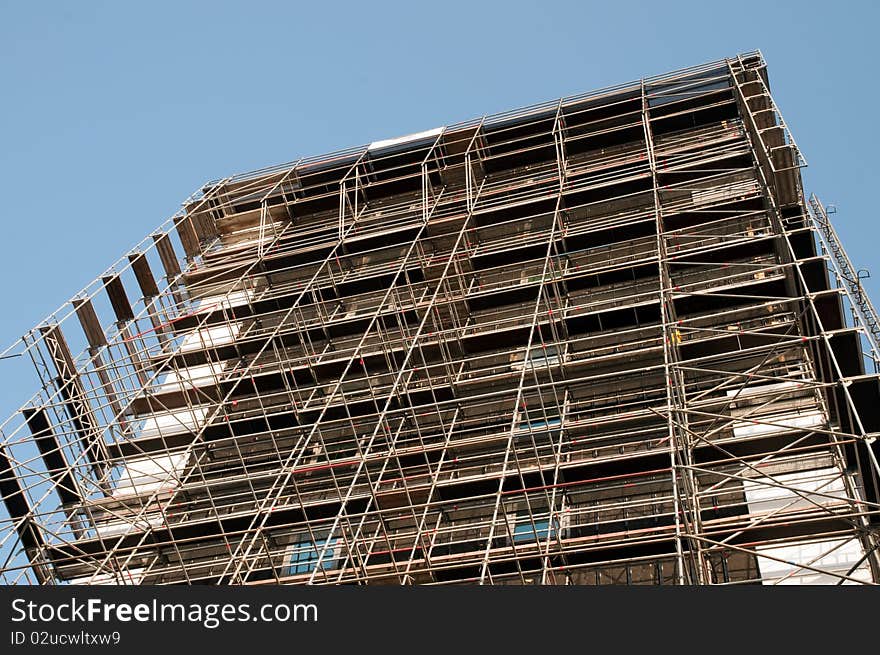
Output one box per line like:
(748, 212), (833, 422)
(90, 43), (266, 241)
(0, 0), (878, 418)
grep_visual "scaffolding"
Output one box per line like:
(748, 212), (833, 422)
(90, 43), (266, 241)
(1, 51), (879, 585)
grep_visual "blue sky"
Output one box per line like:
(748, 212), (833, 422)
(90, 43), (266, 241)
(0, 0), (878, 418)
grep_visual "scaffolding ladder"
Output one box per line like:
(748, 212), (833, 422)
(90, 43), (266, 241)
(808, 193), (880, 361)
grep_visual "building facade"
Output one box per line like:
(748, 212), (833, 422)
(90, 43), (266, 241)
(1, 52), (879, 585)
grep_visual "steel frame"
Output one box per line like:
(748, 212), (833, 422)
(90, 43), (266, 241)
(1, 51), (879, 586)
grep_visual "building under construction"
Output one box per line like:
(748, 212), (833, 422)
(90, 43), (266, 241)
(1, 52), (880, 585)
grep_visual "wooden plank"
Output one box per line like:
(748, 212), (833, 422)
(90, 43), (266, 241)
(73, 298), (107, 350)
(153, 232), (182, 278)
(442, 125), (479, 157)
(70, 302), (128, 437)
(102, 275), (134, 322)
(191, 208), (218, 242)
(128, 252), (160, 298)
(174, 214), (200, 259)
(23, 408), (80, 505)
